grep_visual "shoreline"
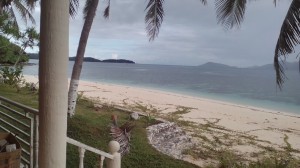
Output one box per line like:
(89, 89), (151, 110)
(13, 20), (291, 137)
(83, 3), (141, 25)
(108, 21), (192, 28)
(23, 75), (300, 166)
(23, 74), (299, 117)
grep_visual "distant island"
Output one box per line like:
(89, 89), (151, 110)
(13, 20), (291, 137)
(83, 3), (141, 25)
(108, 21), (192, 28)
(69, 57), (135, 64)
(28, 53), (135, 64)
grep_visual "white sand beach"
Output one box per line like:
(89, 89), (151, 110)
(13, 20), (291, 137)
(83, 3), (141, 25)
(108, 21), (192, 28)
(24, 75), (300, 166)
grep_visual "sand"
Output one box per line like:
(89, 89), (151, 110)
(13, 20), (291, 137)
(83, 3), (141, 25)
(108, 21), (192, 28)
(24, 75), (300, 166)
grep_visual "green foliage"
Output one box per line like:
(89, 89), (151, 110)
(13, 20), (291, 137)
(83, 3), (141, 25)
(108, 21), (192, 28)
(0, 66), (24, 87)
(145, 113), (156, 126)
(283, 134), (293, 153)
(23, 81), (38, 93)
(0, 36), (29, 64)
(0, 84), (38, 108)
(0, 13), (19, 37)
(16, 27), (39, 51)
(211, 149), (300, 168)
(248, 155), (300, 168)
(0, 12), (39, 65)
(217, 150), (246, 168)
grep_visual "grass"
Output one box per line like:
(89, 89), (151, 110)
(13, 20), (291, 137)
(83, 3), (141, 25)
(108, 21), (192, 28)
(2, 83), (300, 168)
(0, 84), (199, 168)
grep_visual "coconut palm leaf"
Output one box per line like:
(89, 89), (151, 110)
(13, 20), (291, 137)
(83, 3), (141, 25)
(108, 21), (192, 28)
(22, 0), (36, 11)
(83, 0), (94, 20)
(145, 0), (206, 41)
(215, 0), (247, 29)
(7, 7), (19, 28)
(274, 0), (300, 89)
(103, 0), (110, 19)
(110, 116), (135, 156)
(12, 0), (35, 24)
(69, 0), (79, 18)
(145, 0), (165, 41)
(0, 0), (36, 27)
(201, 0), (207, 5)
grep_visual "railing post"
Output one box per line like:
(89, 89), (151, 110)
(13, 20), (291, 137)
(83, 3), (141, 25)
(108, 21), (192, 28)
(79, 147), (85, 168)
(107, 141), (121, 168)
(99, 156), (104, 168)
(34, 116), (39, 168)
(28, 113), (34, 168)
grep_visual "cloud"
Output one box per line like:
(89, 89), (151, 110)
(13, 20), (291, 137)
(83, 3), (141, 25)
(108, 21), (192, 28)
(25, 1), (298, 66)
(112, 53), (118, 59)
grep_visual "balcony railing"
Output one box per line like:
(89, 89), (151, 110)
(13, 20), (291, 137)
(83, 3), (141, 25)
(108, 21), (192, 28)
(0, 96), (120, 168)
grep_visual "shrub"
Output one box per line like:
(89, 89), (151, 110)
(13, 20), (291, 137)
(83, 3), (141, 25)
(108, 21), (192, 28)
(0, 66), (24, 90)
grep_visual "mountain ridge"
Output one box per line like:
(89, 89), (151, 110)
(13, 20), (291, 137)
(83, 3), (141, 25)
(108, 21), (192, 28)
(198, 62), (299, 71)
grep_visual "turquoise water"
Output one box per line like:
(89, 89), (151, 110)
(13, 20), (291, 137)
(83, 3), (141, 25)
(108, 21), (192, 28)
(23, 59), (300, 114)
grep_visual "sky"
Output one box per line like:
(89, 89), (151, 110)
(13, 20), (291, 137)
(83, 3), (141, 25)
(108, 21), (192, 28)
(25, 0), (298, 67)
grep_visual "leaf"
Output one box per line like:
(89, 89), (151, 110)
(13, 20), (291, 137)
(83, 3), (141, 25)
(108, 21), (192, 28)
(274, 0), (300, 89)
(69, 0), (79, 18)
(145, 0), (165, 41)
(200, 0), (207, 5)
(13, 0), (36, 24)
(215, 0), (247, 29)
(103, 0), (110, 19)
(83, 0), (94, 20)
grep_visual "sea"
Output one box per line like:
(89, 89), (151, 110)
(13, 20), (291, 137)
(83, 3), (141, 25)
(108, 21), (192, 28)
(23, 59), (300, 115)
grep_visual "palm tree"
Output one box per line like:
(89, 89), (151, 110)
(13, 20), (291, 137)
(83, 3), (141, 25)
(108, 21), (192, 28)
(68, 0), (101, 116)
(145, 0), (206, 41)
(69, 0), (298, 116)
(215, 0), (300, 89)
(67, 0), (208, 116)
(0, 0), (78, 32)
(0, 0), (36, 28)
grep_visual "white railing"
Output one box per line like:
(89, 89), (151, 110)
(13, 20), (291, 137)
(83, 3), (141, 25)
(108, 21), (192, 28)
(0, 96), (121, 168)
(67, 138), (121, 168)
(0, 95), (38, 167)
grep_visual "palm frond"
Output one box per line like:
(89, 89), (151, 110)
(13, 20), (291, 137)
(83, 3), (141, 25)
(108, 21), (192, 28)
(69, 0), (79, 18)
(145, 0), (164, 41)
(7, 7), (19, 29)
(103, 0), (110, 19)
(23, 0), (36, 11)
(12, 0), (35, 24)
(215, 0), (247, 29)
(200, 0), (207, 5)
(110, 121), (135, 156)
(274, 0), (300, 89)
(83, 0), (94, 20)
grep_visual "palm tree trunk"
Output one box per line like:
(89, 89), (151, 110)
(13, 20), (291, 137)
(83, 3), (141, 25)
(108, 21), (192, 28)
(0, 1), (3, 14)
(68, 0), (99, 117)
